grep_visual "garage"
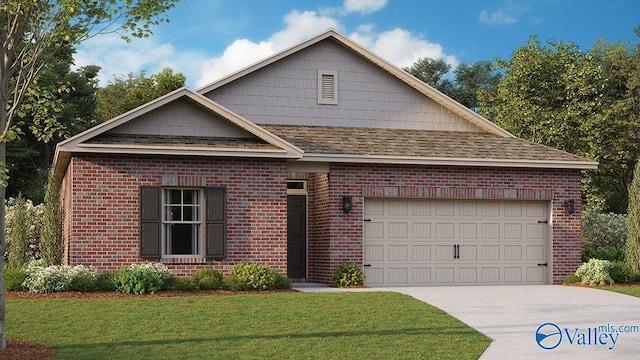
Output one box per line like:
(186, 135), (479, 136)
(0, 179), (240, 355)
(363, 198), (550, 286)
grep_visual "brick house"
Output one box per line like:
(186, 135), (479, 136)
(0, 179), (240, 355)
(53, 29), (597, 286)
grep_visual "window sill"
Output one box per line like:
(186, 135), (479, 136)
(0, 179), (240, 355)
(160, 257), (207, 265)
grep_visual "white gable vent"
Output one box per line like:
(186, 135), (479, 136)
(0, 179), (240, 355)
(318, 70), (338, 105)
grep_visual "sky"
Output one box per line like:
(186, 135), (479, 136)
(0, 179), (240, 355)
(73, 0), (640, 88)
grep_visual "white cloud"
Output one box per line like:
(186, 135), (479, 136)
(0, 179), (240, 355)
(351, 27), (458, 69)
(344, 0), (387, 14)
(479, 9), (517, 25)
(74, 4), (455, 89)
(479, 2), (531, 26)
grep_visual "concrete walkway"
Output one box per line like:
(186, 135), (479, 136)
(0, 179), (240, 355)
(294, 284), (640, 359)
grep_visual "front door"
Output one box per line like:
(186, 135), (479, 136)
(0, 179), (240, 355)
(287, 195), (307, 278)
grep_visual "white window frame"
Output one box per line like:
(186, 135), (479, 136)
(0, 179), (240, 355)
(318, 70), (338, 105)
(162, 188), (204, 258)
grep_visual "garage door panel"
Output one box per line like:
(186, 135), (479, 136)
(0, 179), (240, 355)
(412, 245), (431, 261)
(364, 198), (549, 286)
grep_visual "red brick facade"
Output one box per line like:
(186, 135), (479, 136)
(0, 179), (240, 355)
(61, 155), (583, 284)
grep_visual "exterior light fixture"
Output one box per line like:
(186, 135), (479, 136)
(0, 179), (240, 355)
(342, 196), (353, 213)
(565, 199), (575, 214)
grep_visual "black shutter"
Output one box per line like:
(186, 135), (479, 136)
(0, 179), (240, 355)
(205, 187), (226, 259)
(140, 186), (161, 258)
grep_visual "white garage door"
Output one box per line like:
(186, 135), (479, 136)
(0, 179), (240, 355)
(363, 198), (550, 286)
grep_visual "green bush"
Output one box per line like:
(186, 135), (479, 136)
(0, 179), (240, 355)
(563, 274), (582, 285)
(68, 272), (97, 292)
(274, 273), (292, 290)
(96, 271), (118, 291)
(192, 268), (223, 290)
(114, 265), (161, 295)
(23, 262), (97, 293)
(575, 259), (613, 286)
(609, 261), (635, 284)
(227, 262), (286, 290)
(173, 277), (198, 292)
(582, 244), (625, 262)
(4, 265), (27, 291)
(222, 274), (250, 291)
(332, 262), (365, 287)
(7, 194), (31, 269)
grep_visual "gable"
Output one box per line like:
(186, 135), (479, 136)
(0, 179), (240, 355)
(203, 38), (482, 132)
(106, 97), (252, 138)
(53, 88), (302, 176)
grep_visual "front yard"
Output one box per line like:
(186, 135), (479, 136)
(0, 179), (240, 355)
(6, 291), (490, 360)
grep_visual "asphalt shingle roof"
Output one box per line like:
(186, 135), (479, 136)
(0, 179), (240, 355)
(262, 125), (589, 163)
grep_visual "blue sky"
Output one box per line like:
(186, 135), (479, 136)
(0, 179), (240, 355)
(74, 0), (640, 88)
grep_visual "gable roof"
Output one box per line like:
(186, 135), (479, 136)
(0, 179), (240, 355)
(263, 125), (597, 169)
(197, 28), (513, 138)
(53, 87), (303, 175)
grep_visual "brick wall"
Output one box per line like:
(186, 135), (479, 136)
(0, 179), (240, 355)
(308, 163), (583, 285)
(61, 154), (288, 277)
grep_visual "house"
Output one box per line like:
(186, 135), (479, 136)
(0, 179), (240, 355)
(53, 29), (597, 286)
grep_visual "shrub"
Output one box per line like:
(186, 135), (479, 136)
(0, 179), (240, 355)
(563, 274), (581, 285)
(23, 262), (97, 293)
(67, 273), (97, 292)
(96, 271), (118, 291)
(228, 262), (285, 290)
(222, 274), (249, 291)
(575, 259), (613, 286)
(4, 265), (27, 291)
(274, 273), (292, 290)
(113, 264), (163, 295)
(5, 196), (44, 262)
(627, 160), (640, 271)
(582, 244), (625, 262)
(40, 169), (64, 266)
(609, 261), (634, 284)
(7, 194), (31, 269)
(332, 262), (365, 287)
(192, 268), (223, 290)
(173, 277), (197, 292)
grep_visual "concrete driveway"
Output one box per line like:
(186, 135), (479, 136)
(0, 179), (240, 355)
(393, 285), (640, 360)
(294, 284), (640, 359)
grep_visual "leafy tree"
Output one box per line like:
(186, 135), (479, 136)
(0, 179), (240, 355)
(96, 67), (186, 121)
(0, 0), (180, 349)
(405, 58), (501, 112)
(448, 61), (501, 111)
(40, 170), (63, 266)
(627, 160), (640, 272)
(404, 57), (454, 94)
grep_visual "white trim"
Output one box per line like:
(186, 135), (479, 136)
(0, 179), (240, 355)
(300, 153), (598, 170)
(317, 70), (338, 105)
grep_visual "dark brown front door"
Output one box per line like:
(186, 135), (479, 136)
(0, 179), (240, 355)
(287, 195), (307, 278)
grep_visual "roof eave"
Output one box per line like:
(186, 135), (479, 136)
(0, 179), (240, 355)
(300, 153), (599, 170)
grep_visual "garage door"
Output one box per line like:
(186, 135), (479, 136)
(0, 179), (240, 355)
(363, 198), (550, 286)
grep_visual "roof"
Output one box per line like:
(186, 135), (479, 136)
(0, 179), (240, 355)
(197, 28), (513, 138)
(263, 125), (597, 169)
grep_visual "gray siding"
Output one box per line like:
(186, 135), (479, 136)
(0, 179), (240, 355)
(109, 98), (253, 138)
(204, 39), (481, 132)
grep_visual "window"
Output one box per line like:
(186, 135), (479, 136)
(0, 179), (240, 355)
(318, 70), (338, 104)
(140, 186), (226, 260)
(163, 189), (201, 255)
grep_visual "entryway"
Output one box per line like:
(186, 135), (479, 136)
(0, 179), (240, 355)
(287, 181), (307, 278)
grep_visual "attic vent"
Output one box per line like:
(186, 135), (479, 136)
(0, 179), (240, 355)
(318, 70), (338, 105)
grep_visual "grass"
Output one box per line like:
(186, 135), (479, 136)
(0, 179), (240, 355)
(600, 286), (640, 298)
(7, 292), (490, 360)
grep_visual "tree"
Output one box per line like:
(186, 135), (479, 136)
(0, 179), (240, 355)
(403, 57), (454, 94)
(0, 0), (180, 349)
(627, 160), (640, 271)
(404, 58), (501, 112)
(448, 61), (501, 111)
(96, 67), (185, 121)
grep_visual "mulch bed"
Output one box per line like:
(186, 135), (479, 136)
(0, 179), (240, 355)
(1, 288), (299, 359)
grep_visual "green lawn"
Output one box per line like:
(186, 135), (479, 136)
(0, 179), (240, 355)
(601, 286), (640, 298)
(7, 291), (490, 360)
